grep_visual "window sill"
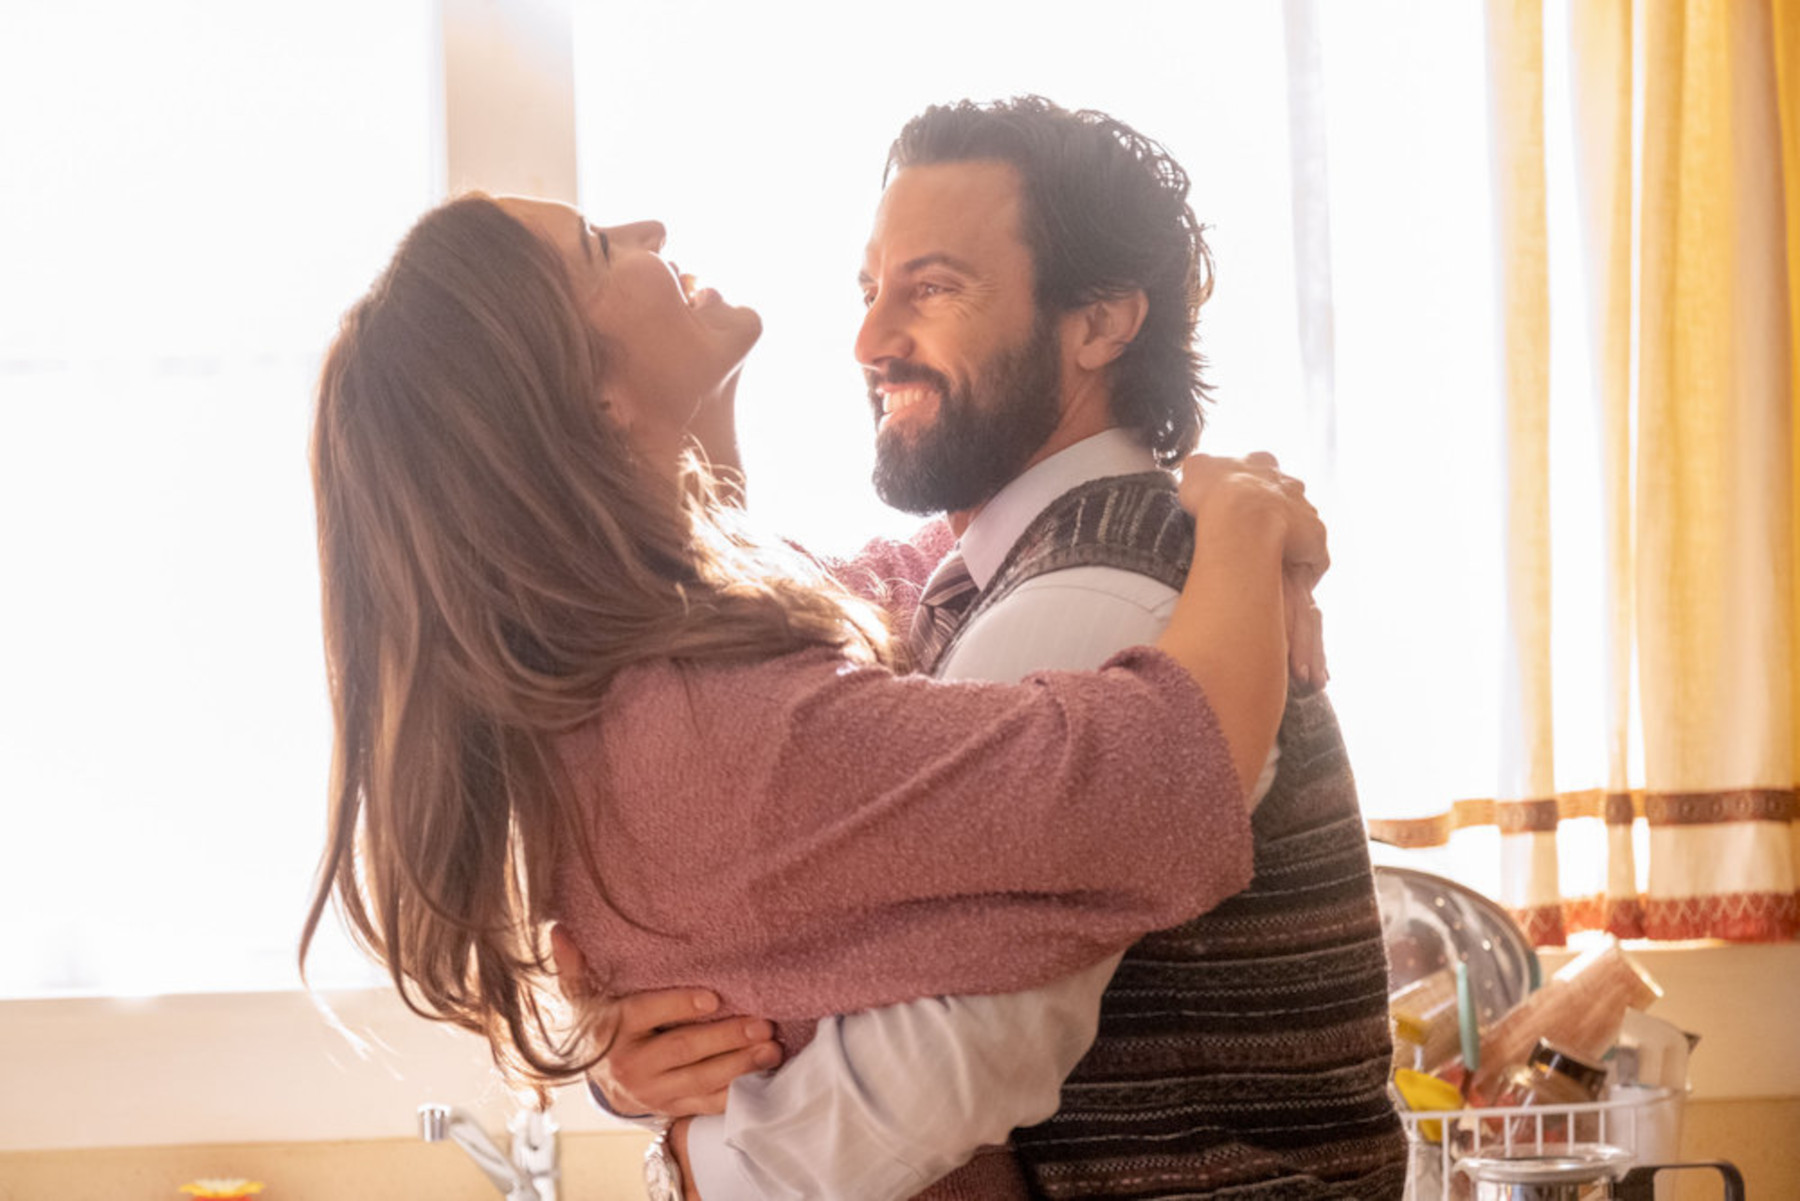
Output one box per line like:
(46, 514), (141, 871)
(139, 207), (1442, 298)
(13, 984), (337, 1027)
(3, 940), (1794, 1153)
(0, 985), (624, 1153)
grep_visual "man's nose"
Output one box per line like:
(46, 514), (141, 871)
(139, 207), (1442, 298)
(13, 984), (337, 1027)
(855, 291), (912, 369)
(607, 220), (667, 252)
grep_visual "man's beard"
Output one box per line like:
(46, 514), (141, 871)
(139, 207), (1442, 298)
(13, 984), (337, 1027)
(869, 314), (1063, 515)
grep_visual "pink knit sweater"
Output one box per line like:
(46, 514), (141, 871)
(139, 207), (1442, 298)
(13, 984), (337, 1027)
(815, 517), (958, 634)
(552, 638), (1253, 1050)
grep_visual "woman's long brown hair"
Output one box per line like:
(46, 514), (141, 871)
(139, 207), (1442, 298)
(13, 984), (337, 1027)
(299, 194), (886, 1083)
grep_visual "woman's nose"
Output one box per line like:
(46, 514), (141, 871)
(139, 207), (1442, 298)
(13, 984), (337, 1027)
(606, 220), (666, 252)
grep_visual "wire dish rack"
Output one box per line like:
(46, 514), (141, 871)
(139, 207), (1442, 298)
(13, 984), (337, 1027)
(1398, 1087), (1681, 1200)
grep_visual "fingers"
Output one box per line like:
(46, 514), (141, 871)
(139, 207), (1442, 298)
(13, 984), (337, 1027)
(1177, 454), (1329, 584)
(633, 1015), (776, 1075)
(1175, 452), (1252, 516)
(576, 986), (725, 1113)
(641, 1038), (786, 1117)
(1282, 492), (1330, 587)
(1284, 572), (1329, 694)
(598, 1014), (784, 1119)
(1178, 452), (1306, 505)
(613, 986), (723, 1035)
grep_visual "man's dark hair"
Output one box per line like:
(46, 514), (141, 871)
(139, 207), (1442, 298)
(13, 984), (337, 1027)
(885, 95), (1214, 465)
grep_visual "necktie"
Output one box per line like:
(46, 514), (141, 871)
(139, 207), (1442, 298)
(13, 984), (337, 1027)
(909, 551), (980, 673)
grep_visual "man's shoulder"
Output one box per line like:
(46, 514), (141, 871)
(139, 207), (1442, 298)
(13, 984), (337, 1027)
(940, 569), (1178, 680)
(1031, 468), (1184, 529)
(990, 471), (1193, 602)
(936, 471), (1191, 680)
(984, 566), (1180, 619)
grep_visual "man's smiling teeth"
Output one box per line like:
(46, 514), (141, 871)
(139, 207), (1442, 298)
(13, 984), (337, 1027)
(679, 272), (699, 304)
(882, 386), (936, 415)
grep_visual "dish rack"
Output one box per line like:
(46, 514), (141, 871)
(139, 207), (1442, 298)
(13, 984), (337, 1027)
(1398, 1087), (1679, 1200)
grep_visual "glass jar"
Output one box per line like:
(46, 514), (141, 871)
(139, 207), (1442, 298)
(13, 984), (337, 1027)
(1487, 1039), (1608, 1150)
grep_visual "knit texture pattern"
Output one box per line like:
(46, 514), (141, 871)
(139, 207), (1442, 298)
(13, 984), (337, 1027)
(913, 1145), (1032, 1200)
(818, 517), (957, 644)
(980, 473), (1410, 1200)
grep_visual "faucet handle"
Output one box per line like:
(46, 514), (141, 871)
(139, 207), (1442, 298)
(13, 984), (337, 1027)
(418, 1103), (452, 1142)
(417, 1102), (537, 1199)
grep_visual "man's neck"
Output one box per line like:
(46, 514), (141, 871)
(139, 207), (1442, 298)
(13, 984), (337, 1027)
(946, 413), (1124, 537)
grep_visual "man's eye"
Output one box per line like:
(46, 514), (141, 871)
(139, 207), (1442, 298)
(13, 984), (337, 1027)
(861, 289), (877, 309)
(918, 282), (949, 298)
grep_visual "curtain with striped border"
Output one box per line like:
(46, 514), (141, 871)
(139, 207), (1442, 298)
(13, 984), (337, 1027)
(1367, 0), (1797, 945)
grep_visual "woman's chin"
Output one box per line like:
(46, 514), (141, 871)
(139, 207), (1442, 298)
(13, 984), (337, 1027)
(711, 309), (763, 370)
(700, 297), (762, 347)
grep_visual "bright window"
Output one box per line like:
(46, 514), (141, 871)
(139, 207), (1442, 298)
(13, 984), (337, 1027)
(574, 2), (1311, 553)
(573, 1), (1510, 837)
(3, 0), (1533, 999)
(0, 0), (435, 996)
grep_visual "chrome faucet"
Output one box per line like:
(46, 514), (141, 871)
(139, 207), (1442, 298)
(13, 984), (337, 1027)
(419, 1101), (559, 1201)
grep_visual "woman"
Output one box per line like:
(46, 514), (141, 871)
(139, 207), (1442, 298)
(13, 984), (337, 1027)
(299, 193), (1321, 1192)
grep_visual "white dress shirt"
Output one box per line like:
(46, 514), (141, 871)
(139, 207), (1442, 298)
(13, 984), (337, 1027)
(685, 430), (1277, 1199)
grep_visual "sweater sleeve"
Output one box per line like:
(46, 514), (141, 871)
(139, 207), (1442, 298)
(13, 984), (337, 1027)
(814, 518), (956, 627)
(569, 645), (1252, 1022)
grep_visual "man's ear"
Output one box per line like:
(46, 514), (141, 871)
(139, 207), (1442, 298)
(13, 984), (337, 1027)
(1070, 289), (1150, 371)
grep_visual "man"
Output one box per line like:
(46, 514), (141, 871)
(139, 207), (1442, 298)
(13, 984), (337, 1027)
(576, 97), (1406, 1199)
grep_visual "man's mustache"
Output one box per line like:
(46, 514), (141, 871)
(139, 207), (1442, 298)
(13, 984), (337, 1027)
(864, 360), (954, 409)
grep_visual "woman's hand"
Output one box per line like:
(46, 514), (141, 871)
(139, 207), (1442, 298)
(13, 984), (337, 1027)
(549, 925), (782, 1118)
(1177, 452), (1330, 692)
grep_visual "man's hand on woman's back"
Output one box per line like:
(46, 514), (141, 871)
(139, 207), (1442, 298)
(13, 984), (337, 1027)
(548, 924), (783, 1118)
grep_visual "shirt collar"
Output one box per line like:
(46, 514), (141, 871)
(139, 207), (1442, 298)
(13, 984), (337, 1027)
(958, 428), (1159, 589)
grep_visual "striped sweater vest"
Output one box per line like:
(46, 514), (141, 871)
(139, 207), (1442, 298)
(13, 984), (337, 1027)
(954, 472), (1408, 1200)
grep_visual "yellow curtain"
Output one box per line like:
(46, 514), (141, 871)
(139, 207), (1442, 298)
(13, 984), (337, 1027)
(1631, 0), (1795, 939)
(1372, 0), (1797, 944)
(1485, 0), (1563, 941)
(1777, 0), (1800, 905)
